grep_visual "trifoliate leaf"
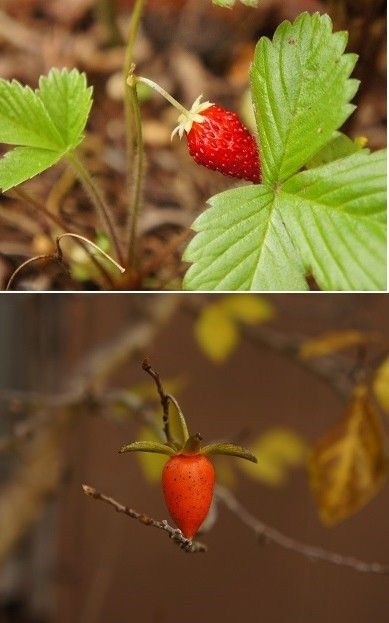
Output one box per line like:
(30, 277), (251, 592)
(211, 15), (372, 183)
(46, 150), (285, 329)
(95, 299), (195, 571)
(238, 428), (308, 486)
(309, 385), (388, 526)
(374, 358), (389, 414)
(0, 68), (92, 192)
(251, 12), (358, 184)
(184, 149), (386, 291)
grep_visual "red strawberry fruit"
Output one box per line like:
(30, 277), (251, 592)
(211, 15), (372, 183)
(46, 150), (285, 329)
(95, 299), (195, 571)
(131, 75), (261, 183)
(182, 101), (261, 183)
(120, 431), (257, 540)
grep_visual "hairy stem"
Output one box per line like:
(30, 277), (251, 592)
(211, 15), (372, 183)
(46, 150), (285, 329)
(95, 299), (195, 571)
(126, 82), (144, 268)
(56, 233), (126, 274)
(123, 0), (146, 228)
(67, 152), (124, 266)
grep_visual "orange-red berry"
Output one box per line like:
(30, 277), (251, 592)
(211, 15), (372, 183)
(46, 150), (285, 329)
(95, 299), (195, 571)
(162, 453), (215, 539)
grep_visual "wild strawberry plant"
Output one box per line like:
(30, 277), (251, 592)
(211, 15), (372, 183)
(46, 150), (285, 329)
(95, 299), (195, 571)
(183, 12), (387, 291)
(0, 10), (386, 290)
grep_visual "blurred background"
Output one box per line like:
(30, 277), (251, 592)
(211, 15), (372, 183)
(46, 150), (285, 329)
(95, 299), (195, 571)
(0, 293), (388, 622)
(0, 0), (386, 289)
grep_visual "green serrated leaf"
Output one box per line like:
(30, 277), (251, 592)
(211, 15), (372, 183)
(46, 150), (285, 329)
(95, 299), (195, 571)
(38, 68), (93, 149)
(0, 79), (63, 149)
(251, 12), (358, 184)
(0, 146), (65, 191)
(183, 185), (308, 290)
(202, 443), (258, 463)
(279, 150), (387, 290)
(0, 68), (93, 192)
(119, 441), (175, 455)
(306, 132), (367, 168)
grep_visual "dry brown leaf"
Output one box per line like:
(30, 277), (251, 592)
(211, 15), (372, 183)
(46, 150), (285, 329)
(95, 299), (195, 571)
(299, 330), (379, 360)
(309, 385), (388, 526)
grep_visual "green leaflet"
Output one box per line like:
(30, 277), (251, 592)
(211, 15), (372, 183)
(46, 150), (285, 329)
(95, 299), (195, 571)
(0, 146), (65, 191)
(279, 150), (387, 291)
(0, 68), (92, 192)
(38, 68), (93, 148)
(251, 12), (358, 184)
(183, 185), (307, 291)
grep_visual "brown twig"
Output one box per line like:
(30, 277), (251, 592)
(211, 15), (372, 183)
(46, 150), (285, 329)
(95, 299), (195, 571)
(82, 485), (206, 553)
(141, 357), (172, 443)
(215, 485), (389, 575)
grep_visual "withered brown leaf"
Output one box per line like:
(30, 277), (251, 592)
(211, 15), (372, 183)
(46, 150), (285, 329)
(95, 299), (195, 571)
(309, 385), (388, 526)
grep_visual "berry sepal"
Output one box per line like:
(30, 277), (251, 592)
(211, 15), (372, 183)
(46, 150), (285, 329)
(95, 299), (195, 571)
(119, 440), (176, 455)
(201, 442), (257, 463)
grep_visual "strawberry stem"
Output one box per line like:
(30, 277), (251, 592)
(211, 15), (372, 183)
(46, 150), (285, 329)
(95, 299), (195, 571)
(134, 76), (190, 117)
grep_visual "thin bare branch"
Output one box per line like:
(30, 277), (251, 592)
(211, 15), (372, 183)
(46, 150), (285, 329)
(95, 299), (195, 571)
(142, 357), (172, 443)
(215, 484), (389, 575)
(82, 485), (206, 554)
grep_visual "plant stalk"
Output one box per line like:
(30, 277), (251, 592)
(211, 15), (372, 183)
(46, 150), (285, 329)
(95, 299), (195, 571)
(126, 82), (144, 268)
(123, 0), (146, 184)
(67, 152), (124, 266)
(56, 233), (126, 274)
(5, 254), (62, 291)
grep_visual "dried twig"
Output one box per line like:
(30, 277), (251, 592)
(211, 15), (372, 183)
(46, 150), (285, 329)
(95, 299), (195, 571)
(82, 485), (206, 554)
(141, 357), (172, 443)
(215, 485), (389, 575)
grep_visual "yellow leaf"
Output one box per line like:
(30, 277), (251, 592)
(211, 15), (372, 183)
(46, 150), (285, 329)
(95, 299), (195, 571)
(195, 304), (238, 363)
(374, 357), (389, 414)
(309, 385), (388, 527)
(136, 426), (168, 484)
(299, 330), (378, 360)
(195, 296), (273, 363)
(215, 457), (238, 489)
(221, 295), (274, 324)
(239, 428), (308, 486)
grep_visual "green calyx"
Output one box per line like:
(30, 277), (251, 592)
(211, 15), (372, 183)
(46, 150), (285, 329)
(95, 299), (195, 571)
(119, 434), (257, 464)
